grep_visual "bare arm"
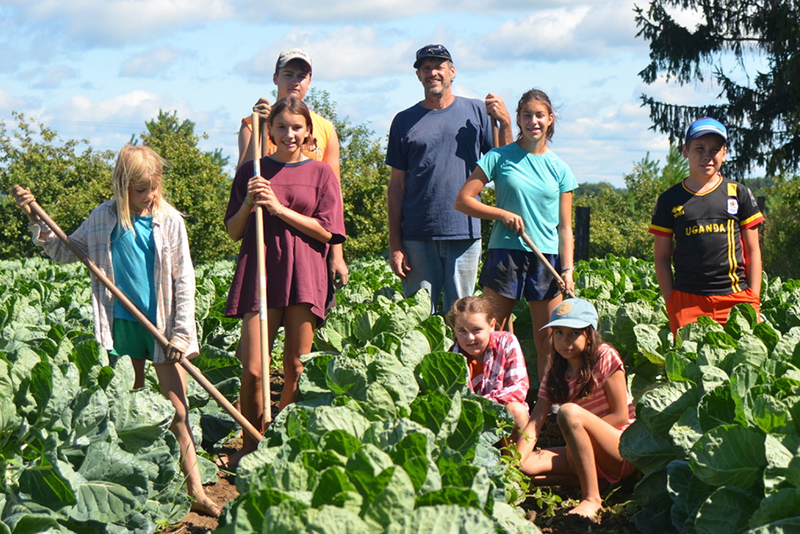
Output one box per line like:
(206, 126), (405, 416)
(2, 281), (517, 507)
(236, 98), (271, 171)
(236, 122), (251, 171)
(516, 397), (550, 464)
(601, 370), (632, 429)
(741, 226), (762, 296)
(323, 128), (348, 286)
(224, 174), (334, 243)
(258, 178), (332, 244)
(224, 175), (260, 242)
(455, 167), (524, 234)
(388, 167), (411, 278)
(323, 128), (341, 181)
(485, 93), (513, 146)
(558, 191), (575, 295)
(653, 234), (674, 303)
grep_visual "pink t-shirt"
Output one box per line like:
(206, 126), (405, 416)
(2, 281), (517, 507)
(538, 343), (635, 431)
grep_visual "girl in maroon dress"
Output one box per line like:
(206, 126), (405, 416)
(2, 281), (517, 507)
(224, 96), (345, 462)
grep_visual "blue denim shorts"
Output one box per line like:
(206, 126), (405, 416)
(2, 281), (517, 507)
(479, 248), (561, 301)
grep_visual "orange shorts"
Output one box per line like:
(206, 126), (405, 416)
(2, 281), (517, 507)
(666, 287), (760, 336)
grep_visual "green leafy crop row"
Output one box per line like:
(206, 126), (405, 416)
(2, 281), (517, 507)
(0, 258), (243, 533)
(569, 256), (800, 533)
(218, 258), (540, 534)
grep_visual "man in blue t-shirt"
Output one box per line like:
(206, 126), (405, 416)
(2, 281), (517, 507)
(386, 44), (512, 314)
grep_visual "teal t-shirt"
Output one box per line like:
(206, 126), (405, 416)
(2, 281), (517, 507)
(478, 143), (577, 254)
(111, 215), (157, 323)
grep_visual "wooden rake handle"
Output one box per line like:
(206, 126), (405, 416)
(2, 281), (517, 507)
(13, 185), (263, 443)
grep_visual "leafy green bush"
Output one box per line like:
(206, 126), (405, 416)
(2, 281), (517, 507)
(761, 177), (800, 279)
(0, 112), (114, 260)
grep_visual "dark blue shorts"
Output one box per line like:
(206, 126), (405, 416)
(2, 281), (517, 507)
(479, 248), (561, 301)
(110, 319), (155, 361)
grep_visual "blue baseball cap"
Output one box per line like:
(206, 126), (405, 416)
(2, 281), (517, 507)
(686, 117), (727, 143)
(541, 298), (598, 330)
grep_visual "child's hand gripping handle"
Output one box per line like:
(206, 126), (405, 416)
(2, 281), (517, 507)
(519, 230), (576, 299)
(12, 186), (40, 223)
(9, 185), (263, 443)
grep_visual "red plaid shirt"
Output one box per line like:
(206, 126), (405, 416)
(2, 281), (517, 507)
(454, 330), (529, 410)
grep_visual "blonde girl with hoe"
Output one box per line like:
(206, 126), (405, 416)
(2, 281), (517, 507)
(224, 96), (346, 465)
(455, 89), (577, 382)
(14, 145), (220, 517)
(516, 299), (636, 519)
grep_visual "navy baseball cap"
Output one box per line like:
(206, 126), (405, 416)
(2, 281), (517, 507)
(686, 117), (727, 143)
(541, 298), (598, 330)
(414, 44), (453, 68)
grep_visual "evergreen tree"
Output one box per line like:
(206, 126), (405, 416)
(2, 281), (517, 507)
(635, 0), (800, 177)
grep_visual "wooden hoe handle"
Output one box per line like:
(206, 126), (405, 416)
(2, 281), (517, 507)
(12, 185), (263, 443)
(251, 113), (272, 425)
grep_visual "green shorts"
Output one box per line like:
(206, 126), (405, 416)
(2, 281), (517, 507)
(110, 319), (156, 361)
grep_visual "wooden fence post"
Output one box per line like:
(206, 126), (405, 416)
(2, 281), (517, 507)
(575, 206), (590, 262)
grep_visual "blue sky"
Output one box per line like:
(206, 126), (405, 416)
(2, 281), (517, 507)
(0, 0), (726, 186)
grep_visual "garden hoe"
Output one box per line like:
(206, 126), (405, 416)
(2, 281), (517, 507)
(10, 185), (263, 444)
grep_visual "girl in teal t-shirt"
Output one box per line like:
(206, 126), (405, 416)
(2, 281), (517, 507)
(455, 89), (577, 381)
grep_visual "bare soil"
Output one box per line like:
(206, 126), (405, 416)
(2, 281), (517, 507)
(163, 374), (640, 533)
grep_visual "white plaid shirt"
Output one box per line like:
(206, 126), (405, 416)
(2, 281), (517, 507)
(30, 200), (198, 363)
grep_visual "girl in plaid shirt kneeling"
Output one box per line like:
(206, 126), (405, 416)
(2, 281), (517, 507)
(447, 296), (529, 436)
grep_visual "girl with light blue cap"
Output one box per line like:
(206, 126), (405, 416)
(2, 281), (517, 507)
(516, 298), (636, 519)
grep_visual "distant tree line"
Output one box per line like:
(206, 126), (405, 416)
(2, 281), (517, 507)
(3, 91), (800, 279)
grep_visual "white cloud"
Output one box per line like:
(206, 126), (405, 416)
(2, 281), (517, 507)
(235, 27), (417, 82)
(480, 1), (642, 63)
(17, 0), (233, 46)
(35, 66), (79, 88)
(235, 0), (610, 23)
(120, 46), (188, 77)
(0, 89), (31, 111)
(63, 91), (185, 125)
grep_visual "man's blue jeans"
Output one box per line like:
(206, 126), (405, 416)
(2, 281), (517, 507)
(401, 239), (481, 315)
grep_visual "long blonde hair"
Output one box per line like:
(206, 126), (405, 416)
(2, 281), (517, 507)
(112, 145), (166, 233)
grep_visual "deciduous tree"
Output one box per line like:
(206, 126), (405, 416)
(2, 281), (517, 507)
(305, 89), (390, 259)
(0, 112), (113, 259)
(574, 145), (687, 260)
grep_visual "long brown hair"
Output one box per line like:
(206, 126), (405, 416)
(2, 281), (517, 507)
(445, 296), (496, 328)
(545, 326), (604, 404)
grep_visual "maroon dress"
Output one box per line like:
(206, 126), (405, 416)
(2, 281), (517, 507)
(224, 157), (346, 324)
